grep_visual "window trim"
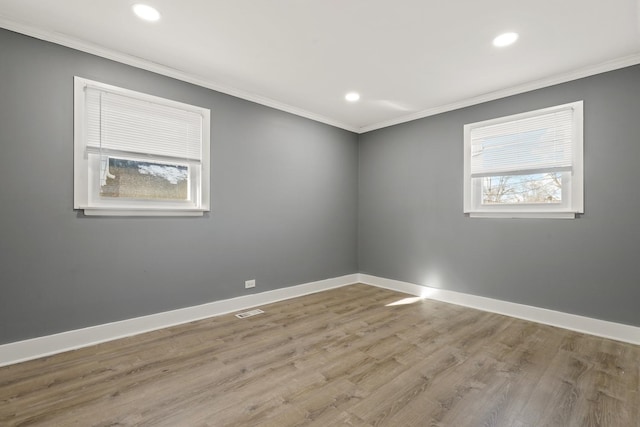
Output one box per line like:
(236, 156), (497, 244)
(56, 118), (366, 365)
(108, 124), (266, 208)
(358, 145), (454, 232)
(73, 77), (210, 217)
(463, 101), (583, 219)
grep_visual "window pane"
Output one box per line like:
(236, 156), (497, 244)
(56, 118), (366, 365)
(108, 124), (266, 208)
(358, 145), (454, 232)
(481, 172), (562, 205)
(100, 157), (190, 201)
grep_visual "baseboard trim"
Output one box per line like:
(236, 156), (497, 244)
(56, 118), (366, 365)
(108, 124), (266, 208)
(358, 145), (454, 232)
(3, 273), (637, 367)
(0, 274), (359, 367)
(358, 274), (640, 345)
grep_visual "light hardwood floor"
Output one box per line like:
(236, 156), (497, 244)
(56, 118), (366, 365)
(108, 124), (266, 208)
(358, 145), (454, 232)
(1, 284), (638, 426)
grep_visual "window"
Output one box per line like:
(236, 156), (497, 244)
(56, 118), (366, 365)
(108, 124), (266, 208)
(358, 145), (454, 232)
(74, 77), (210, 216)
(464, 101), (583, 219)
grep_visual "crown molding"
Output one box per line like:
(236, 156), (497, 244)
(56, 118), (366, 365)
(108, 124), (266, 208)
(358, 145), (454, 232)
(2, 16), (639, 135)
(0, 17), (359, 133)
(358, 53), (640, 133)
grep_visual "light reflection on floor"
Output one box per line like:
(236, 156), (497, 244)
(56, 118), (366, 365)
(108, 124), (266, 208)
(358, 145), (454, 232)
(385, 296), (424, 306)
(385, 288), (439, 306)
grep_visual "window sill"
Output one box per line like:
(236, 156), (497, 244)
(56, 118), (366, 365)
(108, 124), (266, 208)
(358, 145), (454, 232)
(80, 208), (207, 217)
(467, 211), (578, 219)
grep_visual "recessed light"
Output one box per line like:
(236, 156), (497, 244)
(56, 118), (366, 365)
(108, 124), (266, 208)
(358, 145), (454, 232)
(493, 32), (519, 47)
(345, 92), (360, 102)
(133, 4), (161, 22)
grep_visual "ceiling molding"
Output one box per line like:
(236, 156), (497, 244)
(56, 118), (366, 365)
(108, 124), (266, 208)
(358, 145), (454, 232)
(358, 53), (640, 133)
(2, 16), (639, 135)
(0, 17), (359, 133)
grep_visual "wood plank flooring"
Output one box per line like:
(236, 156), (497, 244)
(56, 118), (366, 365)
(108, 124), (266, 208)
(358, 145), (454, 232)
(1, 284), (638, 426)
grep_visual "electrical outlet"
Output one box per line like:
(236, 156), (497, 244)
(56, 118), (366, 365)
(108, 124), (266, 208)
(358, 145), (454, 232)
(245, 279), (256, 289)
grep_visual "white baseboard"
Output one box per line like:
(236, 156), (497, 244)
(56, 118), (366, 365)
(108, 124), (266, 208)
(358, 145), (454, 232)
(358, 274), (640, 345)
(3, 273), (637, 367)
(0, 274), (359, 367)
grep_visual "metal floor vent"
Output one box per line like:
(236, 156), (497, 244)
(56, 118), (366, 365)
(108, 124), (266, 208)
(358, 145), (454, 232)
(235, 309), (264, 319)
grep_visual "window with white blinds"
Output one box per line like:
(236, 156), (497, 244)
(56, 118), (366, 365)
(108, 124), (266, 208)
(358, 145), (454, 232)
(74, 77), (210, 216)
(463, 101), (583, 219)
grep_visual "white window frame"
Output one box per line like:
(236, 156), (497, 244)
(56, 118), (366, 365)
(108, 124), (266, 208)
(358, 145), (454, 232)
(74, 77), (210, 216)
(463, 101), (583, 219)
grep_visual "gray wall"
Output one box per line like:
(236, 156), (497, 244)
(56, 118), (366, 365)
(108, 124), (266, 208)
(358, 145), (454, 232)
(2, 27), (638, 346)
(0, 29), (358, 344)
(359, 64), (640, 327)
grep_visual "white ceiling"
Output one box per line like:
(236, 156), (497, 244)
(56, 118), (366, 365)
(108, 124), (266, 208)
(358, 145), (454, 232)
(1, 0), (639, 133)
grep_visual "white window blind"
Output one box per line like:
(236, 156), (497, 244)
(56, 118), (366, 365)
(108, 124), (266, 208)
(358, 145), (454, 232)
(85, 87), (203, 161)
(470, 107), (574, 178)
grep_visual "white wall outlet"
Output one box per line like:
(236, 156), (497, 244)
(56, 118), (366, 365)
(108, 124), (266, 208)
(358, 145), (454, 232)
(245, 279), (256, 289)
